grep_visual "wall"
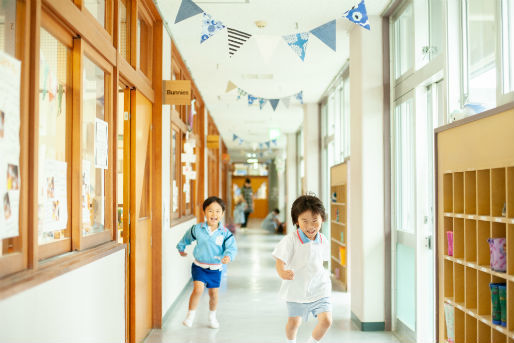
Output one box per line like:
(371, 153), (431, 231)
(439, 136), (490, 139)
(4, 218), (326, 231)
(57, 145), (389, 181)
(303, 103), (321, 196)
(349, 16), (386, 327)
(0, 250), (125, 343)
(286, 133), (298, 228)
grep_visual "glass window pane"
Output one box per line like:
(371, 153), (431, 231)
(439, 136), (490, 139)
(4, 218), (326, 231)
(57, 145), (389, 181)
(171, 128), (179, 217)
(428, 0), (443, 60)
(394, 4), (413, 79)
(0, 1), (17, 56)
(38, 29), (71, 244)
(82, 56), (107, 236)
(119, 0), (129, 60)
(84, 0), (106, 28)
(502, 0), (514, 93)
(396, 242), (416, 330)
(465, 0), (496, 110)
(342, 78), (350, 158)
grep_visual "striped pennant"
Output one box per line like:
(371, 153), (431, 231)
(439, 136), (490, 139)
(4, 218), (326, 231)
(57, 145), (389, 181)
(227, 27), (252, 58)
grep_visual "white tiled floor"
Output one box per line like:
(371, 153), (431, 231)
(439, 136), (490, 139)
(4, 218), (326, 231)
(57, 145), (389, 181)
(145, 221), (401, 343)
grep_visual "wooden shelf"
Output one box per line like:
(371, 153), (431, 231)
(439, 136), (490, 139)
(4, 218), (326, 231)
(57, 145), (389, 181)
(331, 220), (346, 226)
(331, 256), (346, 267)
(331, 238), (346, 247)
(330, 163), (348, 291)
(330, 202), (346, 206)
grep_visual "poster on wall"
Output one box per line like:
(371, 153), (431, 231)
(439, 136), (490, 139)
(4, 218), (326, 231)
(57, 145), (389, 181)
(81, 160), (91, 224)
(0, 51), (21, 239)
(95, 118), (108, 170)
(40, 160), (68, 232)
(172, 180), (179, 212)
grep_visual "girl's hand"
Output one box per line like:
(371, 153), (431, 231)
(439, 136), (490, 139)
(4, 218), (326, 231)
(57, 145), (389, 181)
(221, 256), (231, 264)
(279, 269), (295, 280)
(179, 251), (187, 257)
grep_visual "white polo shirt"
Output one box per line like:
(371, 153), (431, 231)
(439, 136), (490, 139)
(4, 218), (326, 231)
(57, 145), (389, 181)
(272, 229), (331, 303)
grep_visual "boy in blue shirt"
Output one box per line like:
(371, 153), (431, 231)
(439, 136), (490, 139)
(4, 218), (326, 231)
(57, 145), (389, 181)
(177, 196), (237, 329)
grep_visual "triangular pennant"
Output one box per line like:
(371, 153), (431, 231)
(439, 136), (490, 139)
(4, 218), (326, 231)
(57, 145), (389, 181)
(310, 20), (336, 51)
(254, 35), (281, 63)
(283, 32), (310, 61)
(343, 0), (371, 30)
(296, 91), (304, 104)
(282, 97), (290, 108)
(248, 94), (257, 105)
(175, 0), (204, 24)
(259, 143), (263, 149)
(237, 88), (245, 100)
(269, 99), (280, 111)
(265, 141), (271, 149)
(238, 138), (244, 145)
(227, 27), (252, 58)
(226, 81), (237, 93)
(259, 152), (264, 158)
(233, 134), (238, 141)
(259, 98), (267, 110)
(272, 139), (278, 146)
(201, 13), (226, 43)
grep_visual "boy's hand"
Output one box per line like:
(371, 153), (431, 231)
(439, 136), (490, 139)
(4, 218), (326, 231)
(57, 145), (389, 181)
(179, 251), (187, 257)
(221, 256), (231, 264)
(279, 269), (295, 280)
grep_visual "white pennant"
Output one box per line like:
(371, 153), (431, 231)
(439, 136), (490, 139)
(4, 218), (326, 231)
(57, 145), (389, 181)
(254, 35), (281, 64)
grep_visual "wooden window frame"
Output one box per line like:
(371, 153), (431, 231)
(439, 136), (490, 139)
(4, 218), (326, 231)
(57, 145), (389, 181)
(170, 123), (181, 220)
(136, 0), (153, 80)
(118, 0), (131, 62)
(75, 0), (114, 40)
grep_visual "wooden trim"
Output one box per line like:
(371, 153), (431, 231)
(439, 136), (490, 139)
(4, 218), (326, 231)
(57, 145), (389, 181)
(171, 108), (188, 132)
(38, 238), (72, 260)
(81, 229), (114, 249)
(129, 0), (137, 68)
(83, 40), (114, 74)
(0, 253), (25, 280)
(170, 215), (196, 227)
(435, 102), (514, 133)
(0, 242), (125, 300)
(41, 10), (74, 47)
(117, 54), (154, 102)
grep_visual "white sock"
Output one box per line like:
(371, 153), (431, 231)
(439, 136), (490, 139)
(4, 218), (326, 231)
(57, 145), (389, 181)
(306, 337), (319, 343)
(209, 310), (216, 319)
(287, 340), (296, 343)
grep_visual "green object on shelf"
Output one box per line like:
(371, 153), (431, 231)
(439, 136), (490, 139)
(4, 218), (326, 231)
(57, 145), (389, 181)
(490, 283), (501, 325)
(340, 231), (344, 243)
(499, 284), (507, 327)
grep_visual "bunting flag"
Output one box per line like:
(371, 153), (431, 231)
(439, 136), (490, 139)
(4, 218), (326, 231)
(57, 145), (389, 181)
(248, 94), (257, 105)
(238, 138), (244, 145)
(237, 88), (247, 100)
(269, 99), (280, 111)
(310, 20), (336, 51)
(175, 0), (204, 24)
(259, 152), (264, 158)
(344, 0), (370, 30)
(233, 134), (238, 141)
(283, 32), (310, 61)
(226, 80), (237, 93)
(259, 143), (263, 149)
(296, 91), (304, 104)
(254, 35), (281, 64)
(272, 139), (278, 146)
(259, 98), (267, 110)
(265, 141), (271, 149)
(281, 97), (290, 108)
(227, 27), (252, 58)
(201, 13), (226, 43)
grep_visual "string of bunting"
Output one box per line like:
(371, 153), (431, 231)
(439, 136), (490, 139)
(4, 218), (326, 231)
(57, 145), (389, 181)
(174, 0), (370, 61)
(226, 80), (303, 111)
(232, 133), (278, 151)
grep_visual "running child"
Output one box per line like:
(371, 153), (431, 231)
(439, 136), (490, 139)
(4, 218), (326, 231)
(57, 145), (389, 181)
(272, 194), (332, 343)
(177, 196), (237, 329)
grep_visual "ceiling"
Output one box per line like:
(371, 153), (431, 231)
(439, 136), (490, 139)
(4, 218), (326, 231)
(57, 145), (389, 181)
(157, 0), (391, 161)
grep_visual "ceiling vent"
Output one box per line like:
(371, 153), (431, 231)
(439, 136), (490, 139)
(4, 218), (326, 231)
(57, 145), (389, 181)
(242, 74), (274, 80)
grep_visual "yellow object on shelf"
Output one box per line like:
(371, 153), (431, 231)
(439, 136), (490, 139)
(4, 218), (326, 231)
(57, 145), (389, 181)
(339, 246), (346, 266)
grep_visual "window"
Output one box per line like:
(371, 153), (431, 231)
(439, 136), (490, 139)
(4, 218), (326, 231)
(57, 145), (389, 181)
(37, 28), (72, 258)
(119, 0), (130, 61)
(170, 126), (180, 219)
(341, 77), (350, 159)
(137, 5), (153, 78)
(428, 0), (443, 60)
(501, 0), (514, 94)
(393, 3), (414, 80)
(84, 0), (106, 28)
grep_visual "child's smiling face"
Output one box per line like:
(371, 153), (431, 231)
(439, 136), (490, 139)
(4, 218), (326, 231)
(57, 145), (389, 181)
(296, 210), (322, 240)
(205, 202), (224, 228)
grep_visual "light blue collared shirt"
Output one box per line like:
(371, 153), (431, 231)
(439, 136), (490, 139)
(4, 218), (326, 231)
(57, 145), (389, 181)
(177, 222), (237, 265)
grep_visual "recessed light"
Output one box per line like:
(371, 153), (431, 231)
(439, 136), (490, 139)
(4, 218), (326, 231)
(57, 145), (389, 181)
(255, 20), (267, 28)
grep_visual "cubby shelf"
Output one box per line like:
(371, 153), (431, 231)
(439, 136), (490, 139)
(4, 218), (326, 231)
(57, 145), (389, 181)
(331, 221), (346, 226)
(331, 237), (346, 247)
(330, 163), (348, 292)
(331, 202), (346, 206)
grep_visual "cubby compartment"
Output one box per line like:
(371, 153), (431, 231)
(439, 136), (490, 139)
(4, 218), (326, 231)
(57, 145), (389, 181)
(508, 225), (514, 276)
(444, 173), (454, 213)
(507, 167), (514, 218)
(492, 168), (507, 217)
(478, 221), (491, 267)
(454, 172), (465, 214)
(478, 169), (491, 216)
(455, 308), (465, 343)
(465, 219), (477, 262)
(465, 171), (477, 214)
(465, 314), (477, 343)
(478, 270), (492, 316)
(478, 320), (491, 343)
(455, 263), (465, 304)
(445, 260), (454, 299)
(465, 267), (477, 310)
(445, 216), (454, 256)
(492, 329), (507, 343)
(454, 218), (465, 259)
(508, 282), (514, 332)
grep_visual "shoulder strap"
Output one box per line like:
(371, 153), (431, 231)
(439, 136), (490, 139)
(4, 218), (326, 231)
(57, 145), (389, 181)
(222, 232), (234, 250)
(190, 225), (197, 240)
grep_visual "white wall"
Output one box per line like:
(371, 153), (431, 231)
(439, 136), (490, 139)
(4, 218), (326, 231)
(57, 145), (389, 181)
(349, 16), (385, 324)
(286, 133), (298, 228)
(0, 250), (125, 343)
(302, 103), (321, 196)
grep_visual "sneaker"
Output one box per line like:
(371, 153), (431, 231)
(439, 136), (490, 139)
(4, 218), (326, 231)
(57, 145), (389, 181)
(182, 317), (194, 327)
(208, 317), (220, 329)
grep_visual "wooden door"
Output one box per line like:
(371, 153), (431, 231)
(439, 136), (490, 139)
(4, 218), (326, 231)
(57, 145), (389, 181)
(232, 176), (269, 219)
(130, 90), (153, 343)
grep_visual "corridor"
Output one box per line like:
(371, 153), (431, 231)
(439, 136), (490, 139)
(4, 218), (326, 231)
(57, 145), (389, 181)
(145, 221), (400, 343)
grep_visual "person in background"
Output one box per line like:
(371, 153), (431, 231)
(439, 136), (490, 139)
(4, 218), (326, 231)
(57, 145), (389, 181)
(233, 196), (246, 230)
(241, 178), (254, 228)
(262, 208), (285, 234)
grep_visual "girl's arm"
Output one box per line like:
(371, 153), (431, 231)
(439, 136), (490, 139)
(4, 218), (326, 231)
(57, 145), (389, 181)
(275, 259), (294, 280)
(221, 234), (237, 263)
(176, 225), (196, 255)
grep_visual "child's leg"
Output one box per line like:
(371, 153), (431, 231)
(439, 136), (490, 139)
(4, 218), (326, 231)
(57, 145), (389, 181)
(208, 287), (219, 311)
(311, 312), (332, 341)
(285, 316), (302, 340)
(188, 281), (205, 310)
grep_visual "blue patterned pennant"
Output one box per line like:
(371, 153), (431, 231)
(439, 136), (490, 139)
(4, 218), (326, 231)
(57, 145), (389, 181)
(233, 134), (238, 141)
(283, 32), (310, 61)
(248, 94), (257, 105)
(201, 13), (226, 43)
(259, 98), (267, 110)
(238, 138), (244, 145)
(259, 143), (263, 149)
(269, 99), (280, 111)
(272, 139), (278, 146)
(265, 141), (271, 149)
(310, 20), (336, 51)
(175, 0), (204, 24)
(296, 91), (304, 104)
(343, 0), (370, 30)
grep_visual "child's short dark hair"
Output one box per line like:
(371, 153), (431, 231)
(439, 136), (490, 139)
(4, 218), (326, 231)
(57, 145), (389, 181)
(291, 194), (326, 225)
(245, 178), (251, 184)
(273, 208), (280, 214)
(203, 196), (226, 212)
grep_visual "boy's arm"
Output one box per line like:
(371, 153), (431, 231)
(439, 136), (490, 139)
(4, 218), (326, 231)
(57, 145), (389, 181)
(222, 234), (237, 263)
(275, 258), (294, 280)
(176, 225), (196, 254)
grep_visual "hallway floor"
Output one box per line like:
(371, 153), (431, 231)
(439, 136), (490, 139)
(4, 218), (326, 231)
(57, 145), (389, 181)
(145, 221), (400, 343)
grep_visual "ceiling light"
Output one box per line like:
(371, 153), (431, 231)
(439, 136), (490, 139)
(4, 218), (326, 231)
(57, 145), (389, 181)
(255, 20), (267, 28)
(247, 158), (258, 163)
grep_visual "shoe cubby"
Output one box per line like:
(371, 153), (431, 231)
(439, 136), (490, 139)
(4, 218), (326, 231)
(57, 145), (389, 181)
(445, 259), (454, 299)
(477, 169), (491, 216)
(455, 308), (465, 343)
(465, 171), (477, 214)
(477, 270), (491, 316)
(478, 320), (491, 343)
(455, 263), (465, 304)
(465, 219), (477, 262)
(492, 168), (507, 217)
(445, 216), (453, 256)
(508, 225), (514, 276)
(465, 267), (477, 310)
(508, 282), (514, 332)
(478, 221), (491, 267)
(454, 218), (465, 259)
(455, 172), (465, 214)
(330, 163), (348, 292)
(492, 329), (507, 343)
(465, 314), (477, 343)
(445, 173), (454, 213)
(507, 167), (514, 218)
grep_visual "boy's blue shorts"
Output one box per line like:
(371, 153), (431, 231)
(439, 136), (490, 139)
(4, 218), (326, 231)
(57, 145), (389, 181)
(191, 263), (222, 288)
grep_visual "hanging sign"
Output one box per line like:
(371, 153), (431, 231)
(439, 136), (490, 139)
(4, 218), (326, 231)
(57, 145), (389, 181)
(163, 80), (192, 105)
(206, 135), (219, 149)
